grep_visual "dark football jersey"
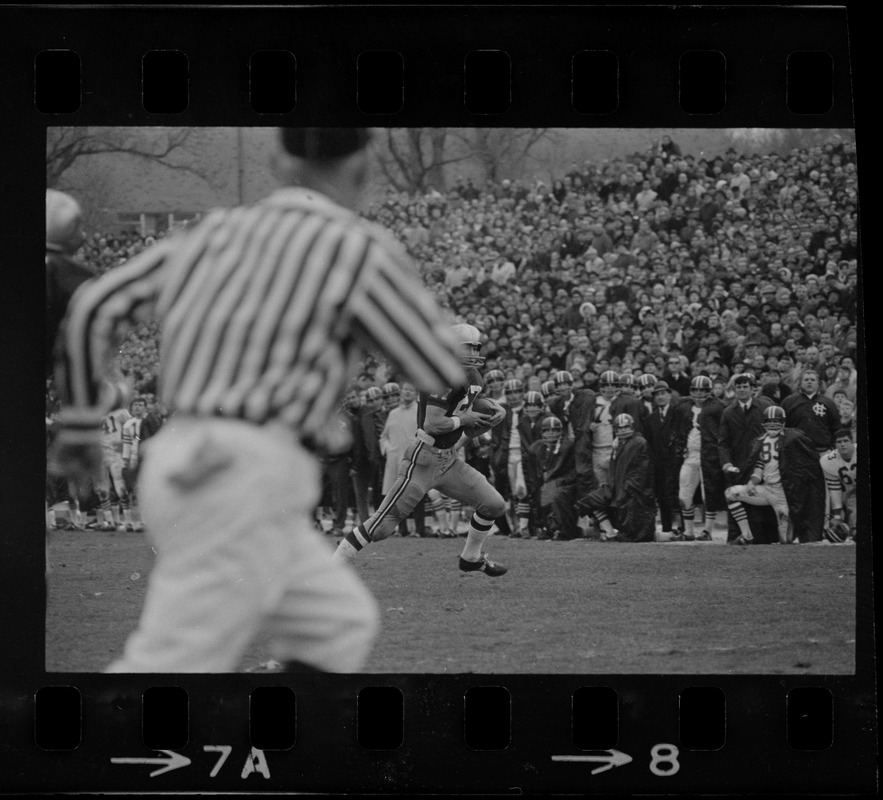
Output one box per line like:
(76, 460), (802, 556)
(417, 366), (484, 449)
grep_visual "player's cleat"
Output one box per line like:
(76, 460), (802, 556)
(695, 530), (712, 542)
(117, 523), (128, 532)
(96, 521), (116, 531)
(132, 522), (146, 532)
(601, 530), (622, 542)
(679, 528), (695, 541)
(458, 553), (508, 577)
(730, 534), (754, 546)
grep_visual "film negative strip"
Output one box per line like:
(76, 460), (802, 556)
(0, 3), (873, 795)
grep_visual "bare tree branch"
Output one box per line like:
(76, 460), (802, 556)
(46, 127), (211, 188)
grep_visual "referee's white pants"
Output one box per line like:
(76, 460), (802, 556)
(106, 417), (379, 673)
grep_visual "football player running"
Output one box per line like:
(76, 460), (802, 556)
(334, 323), (510, 575)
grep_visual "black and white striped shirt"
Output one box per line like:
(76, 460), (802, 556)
(58, 188), (465, 444)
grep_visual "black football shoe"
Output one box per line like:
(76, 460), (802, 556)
(458, 553), (508, 577)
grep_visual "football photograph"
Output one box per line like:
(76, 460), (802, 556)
(45, 125), (860, 675)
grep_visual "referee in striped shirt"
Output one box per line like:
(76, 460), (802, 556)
(52, 127), (466, 673)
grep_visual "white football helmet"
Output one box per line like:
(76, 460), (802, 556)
(524, 391), (545, 418)
(762, 405), (786, 435)
(541, 415), (564, 445)
(613, 413), (635, 439)
(451, 323), (485, 367)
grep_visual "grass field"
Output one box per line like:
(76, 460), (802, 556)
(45, 528), (856, 675)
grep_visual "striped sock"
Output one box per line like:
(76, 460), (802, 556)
(461, 513), (495, 560)
(516, 502), (530, 531)
(727, 502), (753, 538)
(592, 510), (615, 536)
(682, 504), (695, 537)
(334, 524), (372, 560)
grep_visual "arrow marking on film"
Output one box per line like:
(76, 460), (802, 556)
(552, 749), (633, 775)
(111, 750), (191, 777)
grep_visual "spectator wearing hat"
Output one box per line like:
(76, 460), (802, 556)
(718, 374), (778, 544)
(644, 381), (686, 538)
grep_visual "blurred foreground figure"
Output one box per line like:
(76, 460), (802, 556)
(52, 128), (465, 672)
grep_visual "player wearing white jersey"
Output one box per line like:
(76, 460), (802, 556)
(93, 406), (133, 530)
(120, 397), (147, 531)
(673, 375), (726, 541)
(820, 429), (857, 541)
(725, 406), (791, 544)
(589, 371), (618, 487)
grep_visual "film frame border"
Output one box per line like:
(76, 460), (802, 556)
(0, 3), (873, 795)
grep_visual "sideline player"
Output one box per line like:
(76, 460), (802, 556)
(577, 412), (656, 542)
(820, 428), (858, 542)
(120, 396), (148, 531)
(724, 405), (826, 545)
(725, 406), (792, 544)
(93, 404), (134, 531)
(52, 127), (466, 673)
(589, 370), (618, 488)
(335, 323), (510, 576)
(674, 375), (726, 541)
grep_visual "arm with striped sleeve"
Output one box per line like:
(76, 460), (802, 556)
(346, 238), (465, 396)
(56, 238), (177, 429)
(51, 239), (176, 492)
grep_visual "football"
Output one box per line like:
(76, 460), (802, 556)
(471, 396), (496, 417)
(463, 397), (496, 438)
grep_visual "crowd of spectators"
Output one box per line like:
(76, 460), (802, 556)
(49, 133), (860, 542)
(64, 133), (860, 436)
(361, 133), (859, 414)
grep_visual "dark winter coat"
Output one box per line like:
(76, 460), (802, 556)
(747, 428), (827, 542)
